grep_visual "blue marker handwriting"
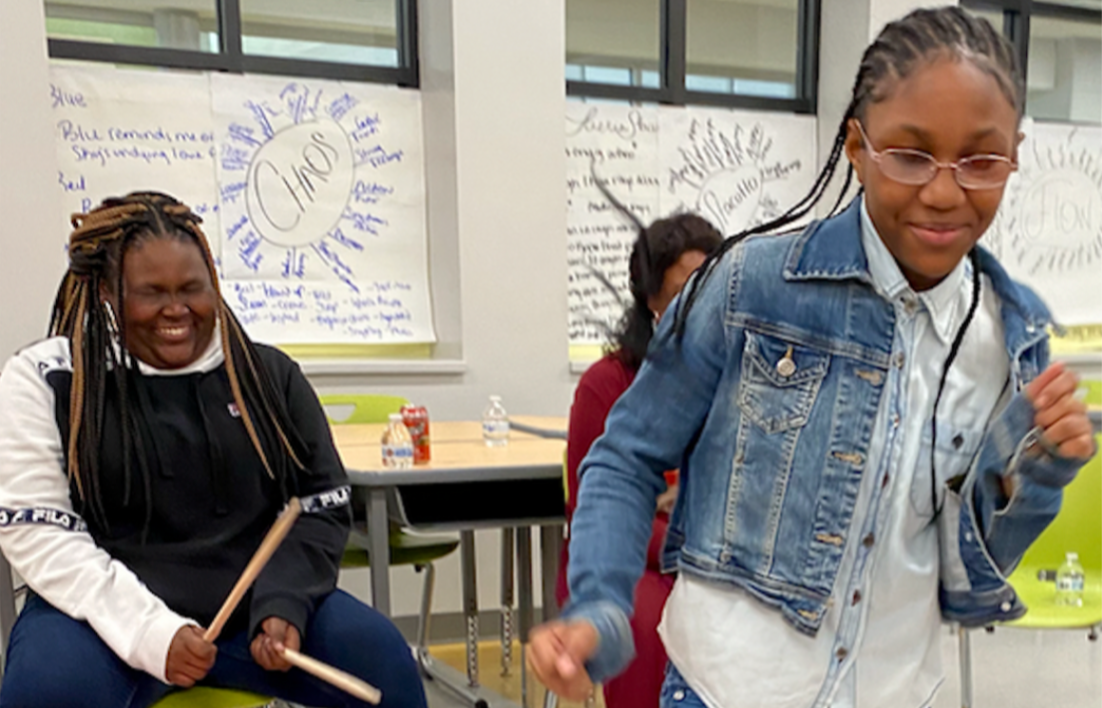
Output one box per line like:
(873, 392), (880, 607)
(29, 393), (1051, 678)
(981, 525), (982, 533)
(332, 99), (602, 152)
(341, 209), (388, 235)
(354, 145), (403, 169)
(50, 84), (86, 110)
(244, 101), (276, 139)
(350, 114), (382, 143)
(221, 144), (251, 172)
(228, 123), (263, 147)
(282, 248), (307, 278)
(328, 93), (359, 122)
(327, 227), (364, 252)
(221, 181), (247, 203)
(352, 180), (394, 204)
(58, 172), (86, 192)
(226, 215), (249, 241)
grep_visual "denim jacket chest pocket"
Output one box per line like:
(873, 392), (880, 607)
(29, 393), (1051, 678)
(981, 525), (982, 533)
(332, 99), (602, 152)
(726, 331), (832, 571)
(737, 332), (831, 433)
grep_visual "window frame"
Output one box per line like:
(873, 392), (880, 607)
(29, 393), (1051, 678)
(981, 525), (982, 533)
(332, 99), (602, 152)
(962, 0), (1102, 83)
(45, 0), (420, 86)
(566, 0), (820, 114)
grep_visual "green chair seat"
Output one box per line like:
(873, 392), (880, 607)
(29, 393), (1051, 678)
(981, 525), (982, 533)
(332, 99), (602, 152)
(151, 687), (270, 708)
(342, 530), (460, 568)
(1004, 571), (1102, 630)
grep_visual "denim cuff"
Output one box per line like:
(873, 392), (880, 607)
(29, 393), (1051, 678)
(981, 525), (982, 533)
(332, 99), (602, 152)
(560, 600), (635, 683)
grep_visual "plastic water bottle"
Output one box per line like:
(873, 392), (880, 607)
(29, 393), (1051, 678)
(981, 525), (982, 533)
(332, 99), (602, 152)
(482, 395), (509, 447)
(381, 413), (414, 469)
(1056, 551), (1085, 607)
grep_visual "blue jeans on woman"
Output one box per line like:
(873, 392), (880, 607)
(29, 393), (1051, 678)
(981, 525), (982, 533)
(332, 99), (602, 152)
(0, 589), (427, 708)
(660, 662), (709, 708)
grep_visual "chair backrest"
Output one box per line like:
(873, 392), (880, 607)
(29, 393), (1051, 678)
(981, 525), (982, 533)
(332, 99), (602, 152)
(1016, 379), (1102, 573)
(318, 394), (410, 425)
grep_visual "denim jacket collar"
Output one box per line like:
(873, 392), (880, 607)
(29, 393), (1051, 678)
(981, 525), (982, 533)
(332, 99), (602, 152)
(782, 198), (1052, 372)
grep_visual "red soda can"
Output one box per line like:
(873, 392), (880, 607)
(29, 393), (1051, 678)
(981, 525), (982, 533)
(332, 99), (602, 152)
(401, 404), (431, 464)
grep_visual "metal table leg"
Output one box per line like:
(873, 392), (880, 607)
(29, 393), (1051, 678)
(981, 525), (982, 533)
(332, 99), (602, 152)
(460, 530), (480, 688)
(367, 487), (391, 616)
(958, 624), (973, 708)
(516, 527), (534, 708)
(539, 524), (564, 622)
(500, 528), (515, 676)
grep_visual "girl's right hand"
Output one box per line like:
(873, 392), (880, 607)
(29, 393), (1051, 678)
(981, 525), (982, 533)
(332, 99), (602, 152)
(527, 619), (600, 701)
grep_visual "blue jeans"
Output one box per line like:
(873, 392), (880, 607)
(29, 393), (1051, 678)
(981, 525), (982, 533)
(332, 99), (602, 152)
(0, 590), (427, 708)
(660, 663), (709, 708)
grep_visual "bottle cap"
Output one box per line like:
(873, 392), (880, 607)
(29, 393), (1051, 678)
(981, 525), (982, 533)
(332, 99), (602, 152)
(1068, 552), (1079, 561)
(389, 413), (404, 422)
(490, 395), (502, 401)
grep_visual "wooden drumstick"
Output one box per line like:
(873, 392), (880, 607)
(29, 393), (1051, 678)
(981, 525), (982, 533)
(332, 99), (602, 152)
(280, 647), (382, 704)
(203, 497), (302, 642)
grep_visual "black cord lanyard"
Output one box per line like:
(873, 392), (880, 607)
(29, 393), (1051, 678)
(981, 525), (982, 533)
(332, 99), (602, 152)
(929, 248), (982, 517)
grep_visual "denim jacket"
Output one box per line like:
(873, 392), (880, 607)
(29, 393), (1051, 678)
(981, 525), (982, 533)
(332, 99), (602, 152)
(565, 201), (1087, 682)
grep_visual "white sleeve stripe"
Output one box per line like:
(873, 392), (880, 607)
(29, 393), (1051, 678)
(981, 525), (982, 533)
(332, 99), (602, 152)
(0, 506), (86, 531)
(299, 485), (351, 514)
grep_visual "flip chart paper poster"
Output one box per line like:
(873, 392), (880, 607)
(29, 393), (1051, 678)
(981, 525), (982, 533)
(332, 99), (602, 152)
(565, 102), (660, 346)
(50, 67), (221, 254)
(658, 105), (818, 238)
(211, 73), (434, 344)
(565, 101), (818, 350)
(986, 119), (1102, 326)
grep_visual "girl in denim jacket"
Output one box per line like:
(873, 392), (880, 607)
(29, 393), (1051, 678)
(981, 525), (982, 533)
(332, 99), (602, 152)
(530, 7), (1096, 708)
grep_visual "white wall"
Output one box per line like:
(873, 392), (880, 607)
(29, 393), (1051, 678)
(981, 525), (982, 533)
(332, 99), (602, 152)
(0, 1), (66, 361)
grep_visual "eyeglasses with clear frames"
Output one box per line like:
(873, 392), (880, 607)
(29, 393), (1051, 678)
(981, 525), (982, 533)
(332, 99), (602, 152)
(855, 122), (1017, 190)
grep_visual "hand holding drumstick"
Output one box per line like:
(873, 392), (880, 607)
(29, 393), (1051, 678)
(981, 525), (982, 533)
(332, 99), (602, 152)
(203, 497), (382, 704)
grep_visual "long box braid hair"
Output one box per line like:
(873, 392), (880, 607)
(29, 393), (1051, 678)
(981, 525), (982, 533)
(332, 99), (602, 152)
(49, 191), (307, 532)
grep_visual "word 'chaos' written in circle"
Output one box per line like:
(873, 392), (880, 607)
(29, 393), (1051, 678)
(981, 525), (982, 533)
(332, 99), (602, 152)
(246, 119), (354, 248)
(1016, 169), (1102, 273)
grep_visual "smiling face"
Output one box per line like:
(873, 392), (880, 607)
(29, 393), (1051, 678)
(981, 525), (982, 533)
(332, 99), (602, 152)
(845, 54), (1021, 291)
(116, 235), (217, 369)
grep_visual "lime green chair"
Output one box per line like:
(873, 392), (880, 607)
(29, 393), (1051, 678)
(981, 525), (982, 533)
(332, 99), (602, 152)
(319, 394), (412, 425)
(1001, 382), (1102, 635)
(318, 394), (460, 668)
(151, 688), (271, 708)
(959, 380), (1102, 707)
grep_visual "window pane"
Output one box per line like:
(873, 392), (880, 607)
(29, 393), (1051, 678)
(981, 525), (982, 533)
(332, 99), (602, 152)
(45, 0), (218, 51)
(1042, 1), (1102, 10)
(962, 6), (1006, 35)
(566, 0), (660, 86)
(686, 0), (800, 97)
(240, 0), (399, 67)
(1027, 13), (1102, 123)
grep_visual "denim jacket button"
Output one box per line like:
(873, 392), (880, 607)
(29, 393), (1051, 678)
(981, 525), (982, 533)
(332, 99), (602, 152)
(673, 690), (686, 701)
(776, 356), (797, 377)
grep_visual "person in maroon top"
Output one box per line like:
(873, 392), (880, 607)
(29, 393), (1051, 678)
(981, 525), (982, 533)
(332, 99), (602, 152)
(558, 212), (722, 708)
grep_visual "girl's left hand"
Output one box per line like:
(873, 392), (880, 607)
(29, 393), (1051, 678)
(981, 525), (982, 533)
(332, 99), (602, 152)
(250, 616), (301, 672)
(1025, 362), (1096, 461)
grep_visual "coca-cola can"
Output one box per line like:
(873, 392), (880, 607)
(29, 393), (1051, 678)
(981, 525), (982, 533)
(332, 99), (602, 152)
(401, 404), (431, 464)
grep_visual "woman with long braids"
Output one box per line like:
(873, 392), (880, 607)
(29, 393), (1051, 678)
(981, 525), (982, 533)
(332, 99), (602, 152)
(558, 208), (721, 708)
(531, 7), (1095, 708)
(0, 192), (427, 707)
